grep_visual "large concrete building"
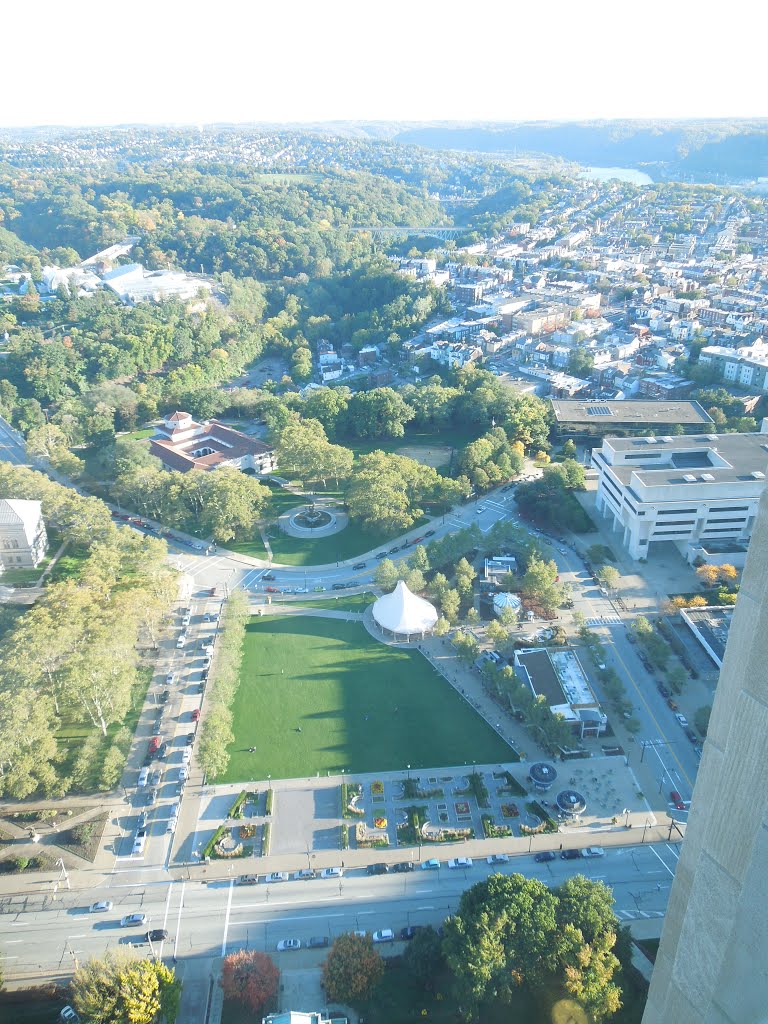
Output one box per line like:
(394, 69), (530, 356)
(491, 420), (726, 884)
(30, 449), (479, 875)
(593, 429), (768, 560)
(643, 486), (768, 1023)
(513, 647), (607, 738)
(150, 412), (276, 475)
(0, 499), (47, 571)
(550, 399), (713, 441)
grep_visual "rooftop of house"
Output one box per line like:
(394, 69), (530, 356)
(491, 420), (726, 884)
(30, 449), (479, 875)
(550, 399), (713, 426)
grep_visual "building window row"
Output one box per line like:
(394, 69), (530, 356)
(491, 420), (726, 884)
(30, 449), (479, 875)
(657, 508), (697, 516)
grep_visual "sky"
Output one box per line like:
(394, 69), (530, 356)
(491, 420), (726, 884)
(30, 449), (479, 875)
(3, 0), (765, 128)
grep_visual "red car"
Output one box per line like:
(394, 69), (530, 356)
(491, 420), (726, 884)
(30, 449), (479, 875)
(149, 736), (162, 754)
(191, 709), (201, 722)
(670, 790), (686, 810)
(265, 586), (279, 593)
(667, 697), (679, 712)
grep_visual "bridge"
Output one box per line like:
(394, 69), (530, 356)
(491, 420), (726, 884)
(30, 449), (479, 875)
(348, 225), (465, 240)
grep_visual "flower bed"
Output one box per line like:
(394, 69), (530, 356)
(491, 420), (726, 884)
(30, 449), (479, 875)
(500, 803), (520, 819)
(454, 801), (471, 817)
(356, 822), (389, 849)
(342, 782), (365, 818)
(239, 824), (256, 839)
(482, 814), (512, 839)
(371, 780), (385, 796)
(373, 817), (388, 829)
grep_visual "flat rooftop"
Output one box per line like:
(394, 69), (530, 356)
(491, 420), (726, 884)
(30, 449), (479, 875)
(602, 431), (768, 488)
(515, 647), (598, 709)
(681, 606), (733, 667)
(550, 399), (712, 426)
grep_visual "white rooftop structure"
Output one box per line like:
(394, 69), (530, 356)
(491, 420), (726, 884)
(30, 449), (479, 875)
(372, 581), (438, 640)
(493, 592), (521, 617)
(102, 263), (211, 305)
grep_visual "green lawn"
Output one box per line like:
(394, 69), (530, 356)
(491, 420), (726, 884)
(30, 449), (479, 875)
(220, 616), (514, 782)
(276, 593), (375, 612)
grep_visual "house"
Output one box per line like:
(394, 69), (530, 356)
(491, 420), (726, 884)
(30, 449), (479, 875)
(0, 499), (48, 572)
(513, 647), (607, 738)
(149, 412), (276, 475)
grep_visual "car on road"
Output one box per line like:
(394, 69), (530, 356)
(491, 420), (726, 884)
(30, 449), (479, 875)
(313, 585), (326, 592)
(372, 929), (395, 943)
(388, 546), (400, 554)
(132, 830), (148, 855)
(262, 573), (276, 581)
(412, 536), (424, 544)
(375, 551), (387, 558)
(276, 939), (301, 951)
(281, 587), (296, 594)
(178, 767), (189, 782)
(487, 854), (510, 864)
(121, 913), (147, 927)
(421, 858), (440, 870)
(181, 614), (191, 627)
(191, 708), (201, 721)
(265, 872), (289, 883)
(137, 811), (148, 829)
(176, 634), (187, 649)
(295, 868), (316, 880)
(90, 901), (113, 913)
(667, 697), (679, 712)
(448, 857), (473, 869)
(207, 587), (218, 597)
(353, 562), (367, 570)
(147, 929), (168, 943)
(392, 861), (414, 873)
(367, 862), (389, 875)
(657, 682), (670, 698)
(400, 926), (420, 941)
(675, 713), (689, 728)
(235, 874), (259, 885)
(560, 849), (581, 860)
(149, 736), (162, 755)
(534, 851), (556, 863)
(165, 672), (175, 686)
(159, 689), (170, 704)
(424, 530), (436, 538)
(308, 936), (330, 948)
(670, 790), (686, 810)
(321, 866), (343, 879)
(182, 747), (192, 764)
(137, 767), (149, 787)
(581, 847), (605, 858)
(331, 583), (348, 590)
(685, 727), (698, 745)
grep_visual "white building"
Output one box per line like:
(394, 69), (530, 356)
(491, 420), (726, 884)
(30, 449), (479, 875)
(102, 264), (211, 305)
(0, 499), (48, 572)
(513, 647), (607, 738)
(593, 430), (768, 560)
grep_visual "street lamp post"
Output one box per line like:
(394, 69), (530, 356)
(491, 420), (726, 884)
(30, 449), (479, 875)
(407, 764), (411, 781)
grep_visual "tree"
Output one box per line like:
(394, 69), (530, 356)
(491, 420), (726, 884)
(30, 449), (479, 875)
(441, 588), (460, 623)
(695, 704), (711, 736)
(522, 556), (566, 616)
(465, 606), (480, 625)
(404, 568), (426, 593)
(455, 557), (477, 597)
(345, 387), (414, 439)
(596, 565), (620, 592)
(453, 630), (480, 663)
(408, 544), (430, 573)
(696, 563), (720, 588)
(486, 619), (509, 646)
(561, 439), (577, 459)
(71, 952), (179, 1024)
(197, 468), (271, 543)
(403, 925), (445, 990)
(322, 933), (385, 1003)
(374, 558), (399, 590)
(222, 950), (279, 1015)
(346, 451), (450, 534)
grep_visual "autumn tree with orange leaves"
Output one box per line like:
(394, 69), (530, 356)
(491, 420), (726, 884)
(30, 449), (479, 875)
(222, 949), (279, 1015)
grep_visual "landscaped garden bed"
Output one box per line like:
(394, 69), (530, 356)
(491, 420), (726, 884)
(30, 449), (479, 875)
(54, 812), (109, 862)
(482, 814), (512, 838)
(342, 782), (365, 818)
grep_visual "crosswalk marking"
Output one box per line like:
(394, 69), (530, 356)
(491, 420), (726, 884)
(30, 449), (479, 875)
(586, 615), (623, 626)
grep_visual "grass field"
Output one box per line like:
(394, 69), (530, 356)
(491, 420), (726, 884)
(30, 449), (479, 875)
(277, 593), (375, 612)
(220, 616), (513, 782)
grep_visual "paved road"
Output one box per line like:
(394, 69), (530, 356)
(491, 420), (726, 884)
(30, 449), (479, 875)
(0, 841), (678, 986)
(0, 415), (27, 465)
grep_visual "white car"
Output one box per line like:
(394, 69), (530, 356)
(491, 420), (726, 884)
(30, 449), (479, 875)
(165, 672), (175, 686)
(182, 747), (192, 764)
(132, 830), (147, 856)
(89, 900), (113, 913)
(176, 634), (187, 649)
(675, 713), (689, 728)
(372, 929), (395, 943)
(276, 938), (301, 951)
(487, 854), (510, 865)
(448, 857), (473, 869)
(581, 847), (605, 858)
(178, 766), (189, 782)
(181, 614), (191, 627)
(121, 913), (147, 927)
(137, 767), (149, 787)
(321, 866), (343, 879)
(265, 871), (289, 883)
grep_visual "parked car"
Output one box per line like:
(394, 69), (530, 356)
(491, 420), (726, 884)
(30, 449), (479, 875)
(265, 586), (279, 593)
(121, 912), (147, 927)
(421, 858), (440, 870)
(392, 861), (414, 873)
(685, 727), (698, 744)
(372, 929), (395, 943)
(487, 854), (510, 865)
(670, 790), (686, 810)
(675, 713), (689, 728)
(276, 939), (301, 951)
(132, 830), (147, 856)
(352, 562), (367, 570)
(400, 926), (420, 941)
(321, 866), (343, 879)
(447, 857), (473, 869)
(207, 587), (217, 597)
(191, 708), (201, 721)
(667, 697), (679, 712)
(331, 583), (348, 590)
(165, 672), (175, 686)
(424, 530), (436, 538)
(295, 868), (316, 880)
(59, 1007), (80, 1024)
(159, 689), (170, 704)
(182, 747), (192, 764)
(137, 767), (149, 787)
(367, 862), (389, 875)
(181, 614), (191, 627)
(581, 847), (605, 858)
(176, 634), (187, 649)
(375, 551), (387, 559)
(560, 849), (581, 860)
(137, 811), (148, 830)
(265, 872), (289, 883)
(147, 929), (168, 943)
(308, 936), (330, 948)
(90, 901), (113, 913)
(178, 767), (189, 782)
(534, 851), (556, 863)
(149, 736), (162, 755)
(657, 682), (670, 698)
(235, 874), (259, 886)
(262, 572), (276, 581)
(388, 546), (400, 554)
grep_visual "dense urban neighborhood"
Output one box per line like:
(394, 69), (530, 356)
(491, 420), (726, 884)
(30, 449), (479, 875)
(1, 120), (768, 1024)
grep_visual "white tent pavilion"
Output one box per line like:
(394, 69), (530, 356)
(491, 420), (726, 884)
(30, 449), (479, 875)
(372, 580), (438, 641)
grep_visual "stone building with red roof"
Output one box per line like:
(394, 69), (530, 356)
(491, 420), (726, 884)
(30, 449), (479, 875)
(149, 411), (276, 475)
